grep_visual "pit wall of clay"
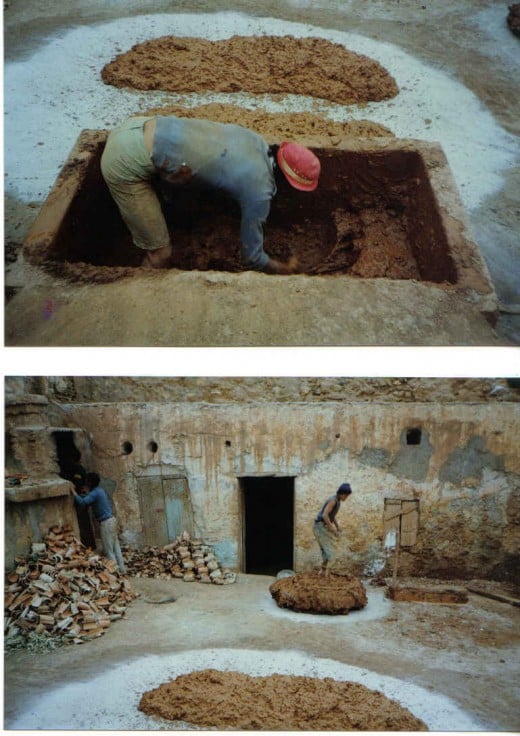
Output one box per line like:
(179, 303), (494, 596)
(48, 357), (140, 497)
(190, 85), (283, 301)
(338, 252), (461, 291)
(57, 399), (519, 583)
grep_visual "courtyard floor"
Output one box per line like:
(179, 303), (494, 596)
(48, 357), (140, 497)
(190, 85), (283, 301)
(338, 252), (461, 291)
(4, 573), (520, 730)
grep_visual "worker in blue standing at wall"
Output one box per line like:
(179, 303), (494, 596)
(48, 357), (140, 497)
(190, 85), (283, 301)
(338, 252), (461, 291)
(100, 114), (321, 271)
(70, 471), (127, 574)
(313, 483), (352, 576)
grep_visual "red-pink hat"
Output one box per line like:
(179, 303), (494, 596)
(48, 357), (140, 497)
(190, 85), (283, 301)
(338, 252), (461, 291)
(276, 141), (320, 191)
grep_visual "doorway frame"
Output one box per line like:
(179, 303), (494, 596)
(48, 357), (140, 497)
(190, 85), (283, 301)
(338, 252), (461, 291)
(238, 474), (296, 574)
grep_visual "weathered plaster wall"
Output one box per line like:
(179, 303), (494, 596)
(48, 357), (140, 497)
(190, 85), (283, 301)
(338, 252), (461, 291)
(5, 392), (81, 569)
(59, 399), (519, 582)
(5, 495), (79, 567)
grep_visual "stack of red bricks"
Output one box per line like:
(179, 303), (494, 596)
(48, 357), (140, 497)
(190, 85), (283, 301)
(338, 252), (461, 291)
(124, 531), (236, 585)
(4, 525), (138, 646)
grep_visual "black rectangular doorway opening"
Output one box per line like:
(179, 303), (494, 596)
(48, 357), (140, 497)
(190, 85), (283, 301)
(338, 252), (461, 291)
(241, 476), (294, 575)
(52, 429), (96, 549)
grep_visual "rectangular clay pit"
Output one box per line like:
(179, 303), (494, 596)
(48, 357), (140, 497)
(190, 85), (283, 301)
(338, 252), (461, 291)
(23, 130), (497, 319)
(388, 583), (469, 604)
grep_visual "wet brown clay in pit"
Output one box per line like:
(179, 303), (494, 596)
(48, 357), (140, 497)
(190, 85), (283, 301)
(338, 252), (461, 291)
(269, 571), (368, 614)
(101, 35), (399, 106)
(138, 668), (428, 731)
(36, 136), (457, 285)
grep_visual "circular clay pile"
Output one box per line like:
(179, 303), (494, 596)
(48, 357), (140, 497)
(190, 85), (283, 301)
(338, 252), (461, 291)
(269, 571), (368, 614)
(101, 35), (399, 105)
(138, 668), (428, 730)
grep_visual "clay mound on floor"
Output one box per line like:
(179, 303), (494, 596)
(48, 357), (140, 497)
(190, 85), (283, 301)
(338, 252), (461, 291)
(138, 668), (428, 731)
(144, 102), (394, 143)
(102, 35), (399, 105)
(269, 571), (368, 614)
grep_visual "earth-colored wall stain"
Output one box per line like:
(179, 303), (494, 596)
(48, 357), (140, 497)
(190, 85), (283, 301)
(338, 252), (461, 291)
(439, 436), (505, 485)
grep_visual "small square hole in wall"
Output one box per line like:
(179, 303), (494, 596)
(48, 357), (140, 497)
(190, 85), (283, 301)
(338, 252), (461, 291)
(406, 427), (422, 445)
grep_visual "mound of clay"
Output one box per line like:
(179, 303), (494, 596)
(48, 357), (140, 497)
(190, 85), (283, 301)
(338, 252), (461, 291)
(269, 571), (368, 614)
(144, 102), (394, 143)
(102, 35), (399, 105)
(139, 668), (427, 730)
(508, 4), (520, 36)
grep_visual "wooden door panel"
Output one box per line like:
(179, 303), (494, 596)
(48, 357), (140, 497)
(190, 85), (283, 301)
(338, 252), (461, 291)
(401, 500), (419, 546)
(138, 477), (168, 546)
(163, 477), (194, 539)
(383, 498), (419, 548)
(138, 476), (193, 545)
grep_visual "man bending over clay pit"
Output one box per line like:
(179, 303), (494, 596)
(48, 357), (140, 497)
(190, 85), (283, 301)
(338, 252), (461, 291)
(100, 115), (321, 272)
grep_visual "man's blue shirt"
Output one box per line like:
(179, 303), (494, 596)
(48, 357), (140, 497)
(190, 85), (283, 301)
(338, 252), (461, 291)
(152, 116), (276, 270)
(73, 485), (113, 522)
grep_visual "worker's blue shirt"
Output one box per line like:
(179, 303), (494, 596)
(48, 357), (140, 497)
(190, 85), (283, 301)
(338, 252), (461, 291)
(73, 485), (113, 522)
(151, 116), (276, 270)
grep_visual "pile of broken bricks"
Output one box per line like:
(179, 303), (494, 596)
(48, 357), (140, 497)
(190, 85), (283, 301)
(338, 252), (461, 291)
(4, 525), (138, 646)
(123, 531), (237, 585)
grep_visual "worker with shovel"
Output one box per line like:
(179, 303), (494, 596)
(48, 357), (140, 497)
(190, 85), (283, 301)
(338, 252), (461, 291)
(100, 114), (321, 271)
(70, 472), (127, 574)
(313, 483), (352, 576)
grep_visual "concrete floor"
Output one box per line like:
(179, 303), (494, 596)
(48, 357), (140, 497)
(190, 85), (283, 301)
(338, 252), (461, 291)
(3, 0), (520, 346)
(4, 574), (520, 731)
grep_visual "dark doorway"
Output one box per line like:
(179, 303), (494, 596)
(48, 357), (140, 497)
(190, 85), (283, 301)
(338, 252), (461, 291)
(52, 430), (96, 549)
(241, 476), (294, 575)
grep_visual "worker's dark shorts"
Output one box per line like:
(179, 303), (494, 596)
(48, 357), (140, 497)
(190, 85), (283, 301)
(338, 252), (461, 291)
(100, 116), (170, 251)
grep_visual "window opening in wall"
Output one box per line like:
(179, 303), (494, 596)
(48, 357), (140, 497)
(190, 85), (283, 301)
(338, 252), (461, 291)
(147, 440), (158, 453)
(406, 428), (422, 445)
(52, 430), (96, 549)
(240, 476), (294, 575)
(122, 441), (133, 455)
